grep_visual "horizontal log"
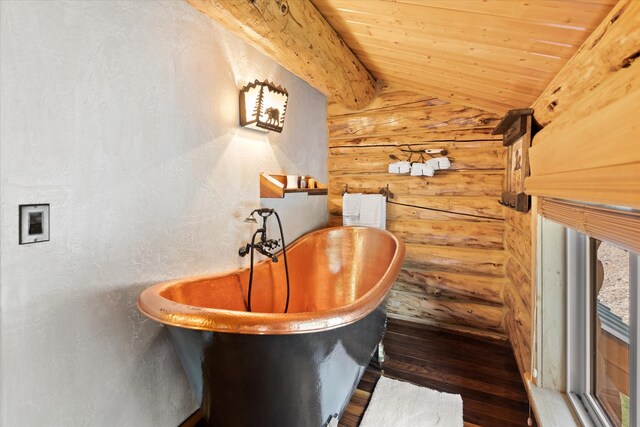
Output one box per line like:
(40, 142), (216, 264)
(327, 82), (448, 117)
(505, 255), (532, 314)
(403, 243), (506, 278)
(395, 269), (505, 305)
(387, 219), (504, 250)
(330, 139), (503, 151)
(387, 289), (505, 333)
(504, 208), (532, 237)
(529, 82), (640, 209)
(386, 196), (504, 221)
(328, 146), (505, 172)
(186, 0), (376, 109)
(329, 195), (504, 221)
(505, 224), (532, 275)
(505, 313), (531, 378)
(503, 282), (532, 340)
(382, 75), (513, 115)
(329, 127), (500, 147)
(532, 0), (640, 125)
(329, 172), (503, 197)
(328, 104), (500, 139)
(527, 87), (640, 209)
(387, 312), (507, 341)
(530, 88), (640, 176)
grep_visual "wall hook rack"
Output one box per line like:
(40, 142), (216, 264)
(389, 146), (448, 163)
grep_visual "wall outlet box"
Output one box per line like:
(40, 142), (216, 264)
(19, 204), (50, 244)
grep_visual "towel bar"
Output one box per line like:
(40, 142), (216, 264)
(342, 184), (394, 201)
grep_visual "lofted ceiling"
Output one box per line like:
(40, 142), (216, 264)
(310, 0), (616, 114)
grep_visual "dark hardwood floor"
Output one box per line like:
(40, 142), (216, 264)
(339, 318), (531, 427)
(181, 318), (531, 427)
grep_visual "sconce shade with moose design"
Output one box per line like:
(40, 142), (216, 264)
(239, 80), (289, 133)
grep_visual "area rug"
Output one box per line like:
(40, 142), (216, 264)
(360, 376), (463, 427)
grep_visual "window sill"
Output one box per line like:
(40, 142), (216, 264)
(525, 374), (581, 426)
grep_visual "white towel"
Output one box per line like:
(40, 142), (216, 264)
(342, 193), (361, 226)
(426, 156), (451, 170)
(388, 161), (411, 174)
(410, 163), (435, 177)
(342, 193), (386, 229)
(438, 156), (451, 169)
(358, 194), (386, 230)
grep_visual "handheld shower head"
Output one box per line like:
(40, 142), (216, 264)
(243, 214), (258, 223)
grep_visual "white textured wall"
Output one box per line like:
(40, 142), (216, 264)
(0, 1), (327, 425)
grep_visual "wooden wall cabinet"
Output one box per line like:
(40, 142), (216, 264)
(492, 108), (536, 212)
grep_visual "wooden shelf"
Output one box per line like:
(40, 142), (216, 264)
(260, 173), (327, 199)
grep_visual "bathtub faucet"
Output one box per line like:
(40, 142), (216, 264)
(239, 208), (281, 262)
(238, 208), (291, 313)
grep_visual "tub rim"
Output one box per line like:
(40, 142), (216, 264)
(137, 226), (405, 335)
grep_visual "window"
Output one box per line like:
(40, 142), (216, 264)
(566, 230), (638, 427)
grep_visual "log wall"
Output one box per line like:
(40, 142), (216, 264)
(503, 208), (534, 376)
(327, 84), (507, 338)
(502, 0), (640, 380)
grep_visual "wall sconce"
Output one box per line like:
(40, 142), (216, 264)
(239, 80), (289, 133)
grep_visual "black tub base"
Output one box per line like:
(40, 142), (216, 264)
(168, 307), (387, 427)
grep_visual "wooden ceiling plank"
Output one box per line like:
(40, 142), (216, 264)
(345, 37), (564, 84)
(365, 62), (538, 108)
(387, 0), (615, 29)
(380, 77), (513, 115)
(186, 0), (376, 109)
(338, 31), (564, 75)
(362, 56), (541, 99)
(312, 0), (599, 45)
(349, 45), (550, 95)
(346, 39), (552, 86)
(327, 18), (579, 60)
(318, 7), (590, 55)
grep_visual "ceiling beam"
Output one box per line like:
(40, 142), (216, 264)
(187, 0), (377, 110)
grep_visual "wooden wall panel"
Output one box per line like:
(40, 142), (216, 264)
(327, 84), (507, 338)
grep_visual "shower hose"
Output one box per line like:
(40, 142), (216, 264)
(246, 210), (290, 313)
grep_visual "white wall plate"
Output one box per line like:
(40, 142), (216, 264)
(19, 204), (50, 244)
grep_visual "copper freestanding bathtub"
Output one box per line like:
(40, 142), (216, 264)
(137, 226), (405, 427)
